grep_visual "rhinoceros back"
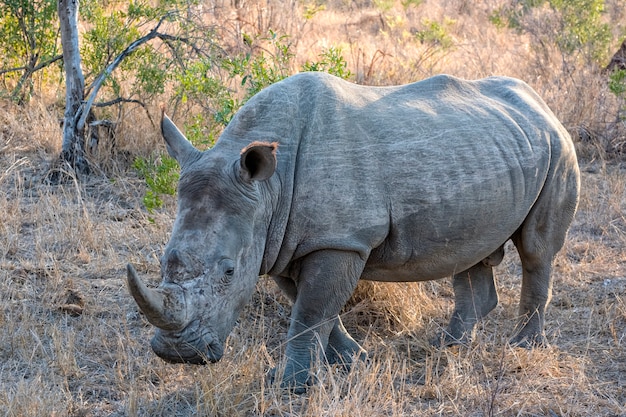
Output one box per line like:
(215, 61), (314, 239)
(224, 72), (573, 281)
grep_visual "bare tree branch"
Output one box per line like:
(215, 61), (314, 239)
(76, 12), (203, 132)
(76, 12), (218, 133)
(93, 97), (146, 108)
(0, 54), (63, 76)
(92, 96), (156, 128)
(76, 14), (169, 132)
(33, 54), (64, 71)
(0, 65), (29, 76)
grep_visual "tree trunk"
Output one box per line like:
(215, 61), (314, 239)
(57, 0), (89, 176)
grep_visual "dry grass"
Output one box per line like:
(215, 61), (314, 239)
(1, 0), (626, 416)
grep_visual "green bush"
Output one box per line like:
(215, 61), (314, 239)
(0, 0), (60, 102)
(608, 69), (626, 97)
(608, 69), (626, 123)
(133, 154), (179, 214)
(490, 0), (611, 64)
(302, 47), (352, 80)
(415, 18), (455, 49)
(223, 30), (294, 102)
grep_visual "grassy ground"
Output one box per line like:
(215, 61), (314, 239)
(1, 1), (626, 416)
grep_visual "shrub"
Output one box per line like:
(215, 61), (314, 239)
(0, 0), (60, 103)
(490, 0), (611, 65)
(133, 154), (179, 214)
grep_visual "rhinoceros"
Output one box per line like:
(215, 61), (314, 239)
(126, 72), (580, 392)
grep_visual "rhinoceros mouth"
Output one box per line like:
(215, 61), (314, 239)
(151, 329), (224, 365)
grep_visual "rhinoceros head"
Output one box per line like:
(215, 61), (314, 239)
(127, 112), (277, 364)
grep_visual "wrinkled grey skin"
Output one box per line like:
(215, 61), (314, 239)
(127, 72), (580, 393)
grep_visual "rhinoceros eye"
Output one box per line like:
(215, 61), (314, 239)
(220, 258), (235, 280)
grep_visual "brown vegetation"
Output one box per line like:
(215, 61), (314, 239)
(0, 0), (625, 415)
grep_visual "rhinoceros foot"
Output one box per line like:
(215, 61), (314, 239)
(325, 316), (368, 370)
(430, 328), (471, 348)
(268, 348), (367, 394)
(510, 305), (550, 348)
(509, 326), (548, 349)
(267, 364), (315, 394)
(325, 346), (368, 370)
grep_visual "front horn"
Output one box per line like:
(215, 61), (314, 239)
(126, 264), (187, 331)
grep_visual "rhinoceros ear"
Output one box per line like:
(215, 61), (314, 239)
(161, 111), (198, 165)
(240, 141), (278, 182)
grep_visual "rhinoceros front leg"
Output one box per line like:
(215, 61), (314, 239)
(273, 276), (366, 368)
(280, 250), (365, 393)
(436, 254), (501, 346)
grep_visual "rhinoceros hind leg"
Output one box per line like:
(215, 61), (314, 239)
(509, 240), (553, 348)
(510, 163), (579, 348)
(508, 244), (553, 348)
(434, 258), (499, 346)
